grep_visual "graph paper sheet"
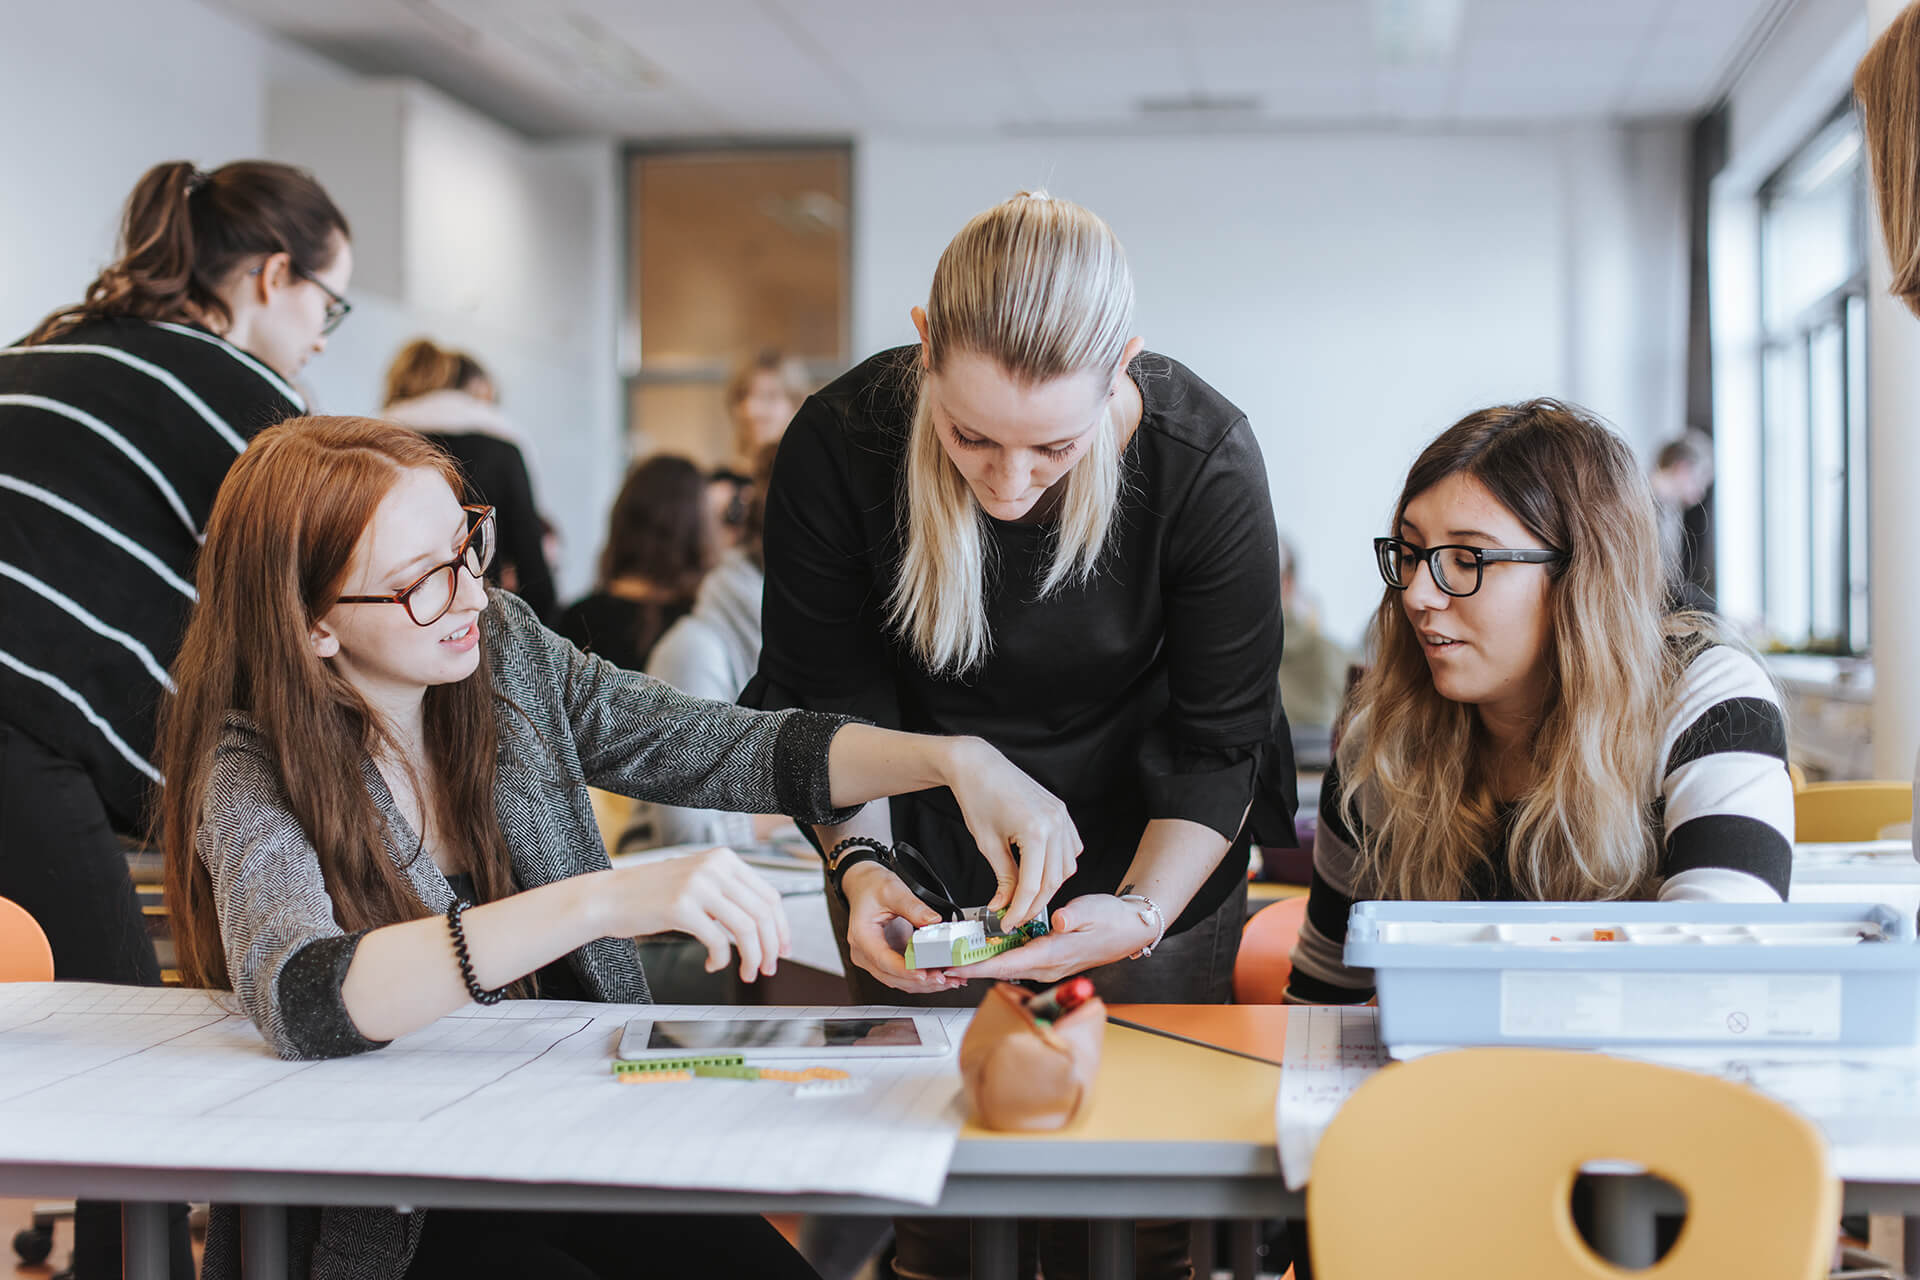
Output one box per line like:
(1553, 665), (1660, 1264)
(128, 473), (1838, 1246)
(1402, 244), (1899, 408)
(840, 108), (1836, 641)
(1274, 1005), (1388, 1190)
(0, 984), (969, 1205)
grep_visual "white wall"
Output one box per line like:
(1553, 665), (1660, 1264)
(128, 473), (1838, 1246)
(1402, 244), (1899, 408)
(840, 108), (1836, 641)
(856, 128), (1688, 646)
(277, 83), (623, 599)
(0, 0), (623, 601)
(0, 0), (276, 343)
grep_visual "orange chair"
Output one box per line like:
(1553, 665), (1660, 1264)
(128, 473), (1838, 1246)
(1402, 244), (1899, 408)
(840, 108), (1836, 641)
(1233, 895), (1308, 1004)
(1309, 1047), (1838, 1279)
(0, 894), (53, 983)
(1794, 781), (1913, 843)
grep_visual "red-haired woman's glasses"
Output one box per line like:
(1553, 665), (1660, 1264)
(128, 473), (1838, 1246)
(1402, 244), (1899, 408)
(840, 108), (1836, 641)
(338, 506), (495, 626)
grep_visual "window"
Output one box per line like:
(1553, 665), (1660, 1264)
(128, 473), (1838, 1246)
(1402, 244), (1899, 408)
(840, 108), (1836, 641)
(1757, 107), (1869, 654)
(623, 147), (851, 467)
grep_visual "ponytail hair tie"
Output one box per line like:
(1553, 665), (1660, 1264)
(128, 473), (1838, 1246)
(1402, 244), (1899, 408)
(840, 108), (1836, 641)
(185, 168), (212, 196)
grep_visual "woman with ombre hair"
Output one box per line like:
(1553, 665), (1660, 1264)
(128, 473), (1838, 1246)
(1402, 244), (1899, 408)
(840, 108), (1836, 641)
(155, 414), (1078, 1280)
(1286, 401), (1796, 1006)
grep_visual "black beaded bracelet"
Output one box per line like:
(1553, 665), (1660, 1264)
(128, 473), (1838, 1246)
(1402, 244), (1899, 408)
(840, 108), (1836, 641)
(825, 836), (893, 903)
(445, 899), (505, 1006)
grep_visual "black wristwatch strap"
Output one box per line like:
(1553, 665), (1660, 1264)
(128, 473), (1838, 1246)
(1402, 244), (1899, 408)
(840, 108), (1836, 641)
(826, 837), (893, 903)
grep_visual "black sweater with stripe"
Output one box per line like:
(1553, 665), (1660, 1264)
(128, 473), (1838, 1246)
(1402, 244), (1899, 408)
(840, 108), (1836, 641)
(0, 318), (303, 831)
(1288, 643), (1796, 1004)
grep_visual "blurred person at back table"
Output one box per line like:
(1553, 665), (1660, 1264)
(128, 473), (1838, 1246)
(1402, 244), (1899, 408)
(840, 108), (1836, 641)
(1276, 533), (1355, 742)
(624, 443), (784, 852)
(708, 351), (801, 553)
(0, 155), (352, 1280)
(383, 338), (557, 621)
(1648, 429), (1715, 613)
(558, 454), (712, 673)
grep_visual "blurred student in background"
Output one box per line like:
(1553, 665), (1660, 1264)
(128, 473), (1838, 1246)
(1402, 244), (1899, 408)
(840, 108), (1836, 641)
(728, 349), (800, 465)
(383, 337), (557, 621)
(559, 454), (711, 672)
(707, 351), (801, 554)
(1648, 429), (1715, 613)
(0, 156), (351, 1280)
(622, 444), (781, 852)
(1275, 534), (1355, 744)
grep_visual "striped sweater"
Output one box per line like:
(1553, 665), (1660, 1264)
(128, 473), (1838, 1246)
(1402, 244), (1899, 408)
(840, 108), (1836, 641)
(1289, 643), (1795, 1003)
(0, 317), (303, 829)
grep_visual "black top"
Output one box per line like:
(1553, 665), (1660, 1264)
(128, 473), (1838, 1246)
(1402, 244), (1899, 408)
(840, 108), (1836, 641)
(556, 593), (692, 674)
(744, 348), (1297, 934)
(423, 431), (556, 623)
(0, 317), (304, 830)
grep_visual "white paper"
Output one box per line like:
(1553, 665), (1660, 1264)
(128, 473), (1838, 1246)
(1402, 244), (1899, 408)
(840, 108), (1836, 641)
(1274, 1005), (1388, 1190)
(0, 984), (968, 1205)
(1276, 1003), (1920, 1185)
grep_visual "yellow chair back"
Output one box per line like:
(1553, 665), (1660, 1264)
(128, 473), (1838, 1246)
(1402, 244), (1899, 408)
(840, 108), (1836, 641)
(1307, 1047), (1836, 1279)
(0, 895), (54, 983)
(587, 786), (635, 856)
(1787, 761), (1808, 791)
(1793, 780), (1913, 842)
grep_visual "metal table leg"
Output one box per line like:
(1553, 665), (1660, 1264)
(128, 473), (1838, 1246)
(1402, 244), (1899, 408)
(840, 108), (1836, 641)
(1228, 1219), (1261, 1280)
(1588, 1176), (1657, 1268)
(243, 1204), (290, 1279)
(1089, 1219), (1134, 1280)
(122, 1202), (169, 1280)
(971, 1218), (1017, 1280)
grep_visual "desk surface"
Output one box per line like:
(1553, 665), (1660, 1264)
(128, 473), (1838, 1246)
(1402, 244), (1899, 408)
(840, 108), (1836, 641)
(0, 987), (1290, 1222)
(962, 1010), (1283, 1148)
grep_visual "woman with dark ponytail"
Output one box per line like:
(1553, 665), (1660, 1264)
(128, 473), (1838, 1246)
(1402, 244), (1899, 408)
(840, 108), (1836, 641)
(0, 157), (349, 1277)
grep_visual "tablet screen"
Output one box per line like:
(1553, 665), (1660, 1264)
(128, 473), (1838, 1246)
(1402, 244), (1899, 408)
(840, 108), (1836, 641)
(644, 1017), (924, 1052)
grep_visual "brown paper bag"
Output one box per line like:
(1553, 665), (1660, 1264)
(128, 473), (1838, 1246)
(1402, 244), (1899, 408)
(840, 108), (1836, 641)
(958, 982), (1107, 1131)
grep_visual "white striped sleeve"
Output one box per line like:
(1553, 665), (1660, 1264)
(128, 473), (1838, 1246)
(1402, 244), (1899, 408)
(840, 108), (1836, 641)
(1655, 645), (1792, 901)
(0, 343), (246, 451)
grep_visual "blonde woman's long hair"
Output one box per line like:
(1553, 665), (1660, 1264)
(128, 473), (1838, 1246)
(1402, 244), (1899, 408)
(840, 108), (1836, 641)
(890, 191), (1135, 677)
(1339, 400), (1716, 902)
(1858, 4), (1920, 319)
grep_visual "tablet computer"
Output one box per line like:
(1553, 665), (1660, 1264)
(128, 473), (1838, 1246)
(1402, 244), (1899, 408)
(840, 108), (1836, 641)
(617, 1013), (950, 1060)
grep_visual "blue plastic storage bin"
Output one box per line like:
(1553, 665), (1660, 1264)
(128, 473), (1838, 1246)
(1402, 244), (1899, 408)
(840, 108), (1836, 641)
(1343, 901), (1920, 1050)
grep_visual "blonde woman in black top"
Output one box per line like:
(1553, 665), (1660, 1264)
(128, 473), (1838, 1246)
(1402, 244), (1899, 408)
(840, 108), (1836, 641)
(745, 190), (1294, 1280)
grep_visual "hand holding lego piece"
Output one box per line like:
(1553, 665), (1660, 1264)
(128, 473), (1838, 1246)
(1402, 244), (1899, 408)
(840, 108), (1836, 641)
(945, 893), (1159, 983)
(840, 861), (967, 994)
(904, 905), (1051, 968)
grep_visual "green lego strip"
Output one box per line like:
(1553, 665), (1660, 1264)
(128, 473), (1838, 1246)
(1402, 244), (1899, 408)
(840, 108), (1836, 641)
(611, 1054), (746, 1075)
(691, 1063), (766, 1081)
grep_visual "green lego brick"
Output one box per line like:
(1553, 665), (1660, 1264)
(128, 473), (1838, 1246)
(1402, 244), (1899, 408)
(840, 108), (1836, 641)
(692, 1063), (766, 1080)
(611, 1054), (746, 1076)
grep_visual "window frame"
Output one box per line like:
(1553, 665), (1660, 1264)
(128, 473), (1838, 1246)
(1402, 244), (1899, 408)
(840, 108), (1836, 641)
(1754, 99), (1870, 656)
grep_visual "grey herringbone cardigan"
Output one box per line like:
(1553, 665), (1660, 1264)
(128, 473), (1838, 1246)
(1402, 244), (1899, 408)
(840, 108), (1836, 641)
(197, 587), (856, 1280)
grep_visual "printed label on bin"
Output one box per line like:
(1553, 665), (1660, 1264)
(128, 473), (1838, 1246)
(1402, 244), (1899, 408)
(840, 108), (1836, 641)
(1498, 972), (1843, 1041)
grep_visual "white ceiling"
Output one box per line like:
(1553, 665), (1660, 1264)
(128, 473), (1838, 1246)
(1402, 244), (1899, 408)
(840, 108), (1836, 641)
(217, 0), (1796, 139)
